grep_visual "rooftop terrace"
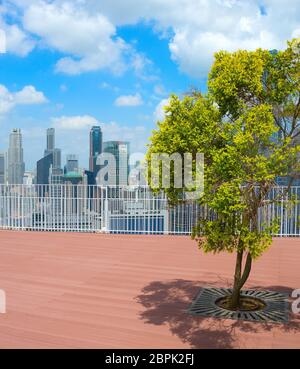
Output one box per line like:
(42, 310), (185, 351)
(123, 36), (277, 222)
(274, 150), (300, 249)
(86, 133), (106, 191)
(0, 231), (299, 348)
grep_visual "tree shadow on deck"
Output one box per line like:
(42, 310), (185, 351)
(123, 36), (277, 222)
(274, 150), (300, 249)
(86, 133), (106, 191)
(136, 279), (300, 349)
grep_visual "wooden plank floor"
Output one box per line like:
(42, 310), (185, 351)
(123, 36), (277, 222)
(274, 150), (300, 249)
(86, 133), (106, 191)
(0, 230), (299, 348)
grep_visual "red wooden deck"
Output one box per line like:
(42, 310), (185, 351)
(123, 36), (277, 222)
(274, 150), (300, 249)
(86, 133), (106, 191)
(0, 231), (299, 348)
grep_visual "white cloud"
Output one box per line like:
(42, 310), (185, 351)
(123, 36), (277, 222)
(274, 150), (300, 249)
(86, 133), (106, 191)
(0, 7), (35, 57)
(14, 85), (48, 104)
(3, 0), (300, 78)
(70, 0), (300, 78)
(2, 1), (129, 74)
(52, 115), (99, 130)
(115, 93), (143, 107)
(4, 23), (35, 57)
(0, 85), (14, 114)
(22, 1), (127, 75)
(159, 0), (283, 77)
(154, 98), (170, 122)
(0, 84), (47, 114)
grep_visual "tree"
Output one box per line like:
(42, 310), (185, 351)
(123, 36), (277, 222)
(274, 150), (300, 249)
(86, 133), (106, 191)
(146, 39), (300, 309)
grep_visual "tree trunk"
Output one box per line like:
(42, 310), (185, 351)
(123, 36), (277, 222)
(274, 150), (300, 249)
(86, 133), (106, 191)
(229, 251), (252, 310)
(229, 250), (243, 309)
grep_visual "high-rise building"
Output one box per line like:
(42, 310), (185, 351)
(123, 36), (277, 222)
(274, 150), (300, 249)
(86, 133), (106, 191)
(37, 128), (62, 185)
(45, 128), (55, 155)
(8, 129), (25, 184)
(0, 152), (5, 184)
(53, 148), (62, 171)
(65, 154), (79, 173)
(44, 128), (61, 171)
(37, 152), (53, 185)
(89, 126), (103, 178)
(102, 141), (130, 186)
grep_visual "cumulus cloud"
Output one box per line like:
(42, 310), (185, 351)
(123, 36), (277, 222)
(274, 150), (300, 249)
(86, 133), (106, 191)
(115, 93), (143, 107)
(0, 4), (35, 57)
(0, 84), (47, 114)
(0, 85), (13, 114)
(2, 0), (300, 78)
(67, 0), (300, 77)
(3, 23), (35, 56)
(14, 85), (48, 104)
(52, 115), (99, 130)
(22, 1), (127, 75)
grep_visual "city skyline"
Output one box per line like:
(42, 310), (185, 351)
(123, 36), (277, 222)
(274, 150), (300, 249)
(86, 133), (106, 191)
(1, 125), (134, 185)
(1, 1), (300, 170)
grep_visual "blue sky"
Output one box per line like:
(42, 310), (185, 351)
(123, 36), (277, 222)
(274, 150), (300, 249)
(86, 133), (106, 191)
(0, 0), (299, 170)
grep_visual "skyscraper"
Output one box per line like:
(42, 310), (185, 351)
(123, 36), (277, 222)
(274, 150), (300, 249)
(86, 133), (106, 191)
(37, 128), (62, 185)
(102, 141), (130, 186)
(37, 152), (53, 185)
(44, 128), (61, 172)
(0, 152), (5, 184)
(89, 126), (103, 178)
(46, 128), (55, 154)
(8, 129), (25, 184)
(53, 148), (62, 171)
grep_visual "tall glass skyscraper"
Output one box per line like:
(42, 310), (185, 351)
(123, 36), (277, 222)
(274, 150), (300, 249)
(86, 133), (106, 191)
(89, 126), (103, 178)
(8, 129), (25, 184)
(37, 152), (53, 185)
(53, 148), (62, 171)
(46, 128), (55, 153)
(103, 141), (130, 186)
(44, 128), (61, 171)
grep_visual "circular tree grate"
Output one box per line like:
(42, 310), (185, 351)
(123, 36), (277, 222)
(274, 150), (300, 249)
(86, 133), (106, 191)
(187, 287), (289, 323)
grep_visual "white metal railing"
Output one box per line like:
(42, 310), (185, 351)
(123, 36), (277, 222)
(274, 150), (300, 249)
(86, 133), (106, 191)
(0, 184), (300, 236)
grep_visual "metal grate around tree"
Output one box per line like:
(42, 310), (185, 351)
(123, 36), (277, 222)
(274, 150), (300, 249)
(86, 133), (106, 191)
(187, 287), (289, 323)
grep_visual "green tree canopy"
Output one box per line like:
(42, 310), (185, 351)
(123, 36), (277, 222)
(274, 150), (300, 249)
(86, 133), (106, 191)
(147, 38), (300, 309)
